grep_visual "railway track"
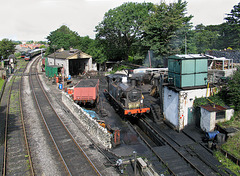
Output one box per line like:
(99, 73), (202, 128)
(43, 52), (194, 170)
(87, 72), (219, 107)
(29, 57), (102, 175)
(1, 61), (34, 176)
(131, 115), (229, 176)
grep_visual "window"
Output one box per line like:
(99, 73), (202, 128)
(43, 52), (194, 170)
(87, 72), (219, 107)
(216, 111), (225, 120)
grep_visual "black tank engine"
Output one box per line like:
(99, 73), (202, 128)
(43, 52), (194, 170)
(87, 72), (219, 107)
(106, 74), (150, 116)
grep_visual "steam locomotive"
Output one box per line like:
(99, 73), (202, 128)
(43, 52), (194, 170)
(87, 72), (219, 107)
(106, 74), (150, 116)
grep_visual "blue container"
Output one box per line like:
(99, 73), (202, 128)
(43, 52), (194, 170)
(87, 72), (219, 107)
(206, 131), (219, 140)
(59, 84), (63, 90)
(82, 109), (100, 120)
(68, 75), (71, 80)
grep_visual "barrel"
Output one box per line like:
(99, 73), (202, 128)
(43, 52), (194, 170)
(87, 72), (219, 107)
(68, 89), (73, 95)
(216, 133), (225, 143)
(68, 75), (71, 80)
(59, 84), (63, 90)
(56, 77), (59, 83)
(206, 131), (219, 140)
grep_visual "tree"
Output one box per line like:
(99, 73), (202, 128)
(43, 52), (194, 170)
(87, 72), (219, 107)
(46, 25), (81, 54)
(0, 39), (15, 60)
(95, 2), (154, 61)
(77, 36), (107, 64)
(219, 68), (240, 111)
(224, 2), (240, 49)
(193, 24), (219, 53)
(142, 0), (192, 57)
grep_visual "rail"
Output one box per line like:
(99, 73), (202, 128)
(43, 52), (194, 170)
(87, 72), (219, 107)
(2, 60), (34, 176)
(29, 56), (102, 175)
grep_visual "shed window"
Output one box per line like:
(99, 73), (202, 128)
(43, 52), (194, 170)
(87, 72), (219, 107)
(216, 111), (225, 120)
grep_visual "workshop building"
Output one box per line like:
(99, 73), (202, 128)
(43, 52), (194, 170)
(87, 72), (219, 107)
(47, 48), (97, 76)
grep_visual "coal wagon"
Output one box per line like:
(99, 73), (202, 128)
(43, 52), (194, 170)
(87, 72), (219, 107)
(73, 79), (99, 105)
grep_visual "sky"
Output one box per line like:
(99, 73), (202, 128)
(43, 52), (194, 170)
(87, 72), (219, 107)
(0, 0), (239, 41)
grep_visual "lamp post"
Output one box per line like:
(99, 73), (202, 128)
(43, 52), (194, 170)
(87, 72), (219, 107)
(133, 151), (137, 176)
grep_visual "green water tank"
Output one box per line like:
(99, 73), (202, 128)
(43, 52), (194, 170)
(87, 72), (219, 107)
(168, 54), (208, 88)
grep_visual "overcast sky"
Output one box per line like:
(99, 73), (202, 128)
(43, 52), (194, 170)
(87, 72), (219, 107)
(0, 0), (239, 41)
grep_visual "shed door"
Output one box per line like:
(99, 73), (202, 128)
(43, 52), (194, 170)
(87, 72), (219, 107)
(188, 107), (201, 127)
(188, 108), (195, 125)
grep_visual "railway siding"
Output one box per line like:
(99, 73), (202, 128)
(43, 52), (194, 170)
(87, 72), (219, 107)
(62, 92), (112, 148)
(5, 73), (31, 175)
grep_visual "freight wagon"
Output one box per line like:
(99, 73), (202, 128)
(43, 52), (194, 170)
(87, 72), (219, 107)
(73, 79), (99, 106)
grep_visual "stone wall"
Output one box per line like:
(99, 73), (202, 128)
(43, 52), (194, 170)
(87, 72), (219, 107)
(62, 92), (112, 148)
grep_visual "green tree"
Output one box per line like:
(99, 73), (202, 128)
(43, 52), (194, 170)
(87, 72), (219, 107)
(219, 69), (240, 111)
(142, 0), (192, 57)
(46, 25), (81, 54)
(0, 39), (15, 60)
(193, 24), (219, 53)
(95, 2), (154, 61)
(76, 36), (107, 64)
(224, 2), (240, 49)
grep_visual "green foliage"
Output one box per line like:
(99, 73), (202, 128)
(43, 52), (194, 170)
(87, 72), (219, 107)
(192, 24), (219, 53)
(193, 95), (226, 108)
(142, 1), (193, 56)
(224, 2), (240, 49)
(0, 39), (16, 60)
(222, 131), (240, 159)
(95, 2), (154, 61)
(110, 65), (130, 74)
(14, 52), (21, 58)
(46, 25), (81, 53)
(214, 151), (240, 176)
(0, 78), (4, 90)
(39, 45), (46, 49)
(218, 69), (240, 111)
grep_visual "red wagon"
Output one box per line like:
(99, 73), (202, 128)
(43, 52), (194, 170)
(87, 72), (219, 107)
(73, 79), (99, 105)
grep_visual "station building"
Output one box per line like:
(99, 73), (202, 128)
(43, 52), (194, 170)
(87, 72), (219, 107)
(47, 48), (97, 77)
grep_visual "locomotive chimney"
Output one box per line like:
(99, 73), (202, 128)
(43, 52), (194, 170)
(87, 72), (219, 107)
(130, 78), (136, 87)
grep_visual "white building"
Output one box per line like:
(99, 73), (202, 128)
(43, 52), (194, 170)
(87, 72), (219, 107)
(200, 105), (234, 132)
(47, 48), (97, 76)
(163, 86), (211, 131)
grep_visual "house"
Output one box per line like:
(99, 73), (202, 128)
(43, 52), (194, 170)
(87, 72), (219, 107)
(200, 105), (234, 132)
(47, 48), (97, 76)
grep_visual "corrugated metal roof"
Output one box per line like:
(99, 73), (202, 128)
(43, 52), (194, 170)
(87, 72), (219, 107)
(201, 105), (226, 112)
(169, 54), (207, 60)
(48, 49), (92, 59)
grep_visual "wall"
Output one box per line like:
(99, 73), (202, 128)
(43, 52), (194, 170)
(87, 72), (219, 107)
(62, 92), (112, 148)
(164, 86), (210, 131)
(201, 108), (234, 132)
(163, 87), (179, 127)
(48, 57), (69, 76)
(178, 88), (209, 130)
(225, 109), (234, 121)
(200, 108), (215, 132)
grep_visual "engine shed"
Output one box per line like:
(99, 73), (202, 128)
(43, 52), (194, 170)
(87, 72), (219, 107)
(47, 48), (97, 77)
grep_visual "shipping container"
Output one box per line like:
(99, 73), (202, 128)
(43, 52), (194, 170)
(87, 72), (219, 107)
(168, 54), (208, 88)
(45, 65), (62, 78)
(73, 79), (99, 105)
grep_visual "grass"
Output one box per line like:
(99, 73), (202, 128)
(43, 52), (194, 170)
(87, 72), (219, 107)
(215, 111), (240, 175)
(0, 78), (5, 90)
(222, 131), (240, 159)
(214, 151), (240, 176)
(217, 112), (240, 158)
